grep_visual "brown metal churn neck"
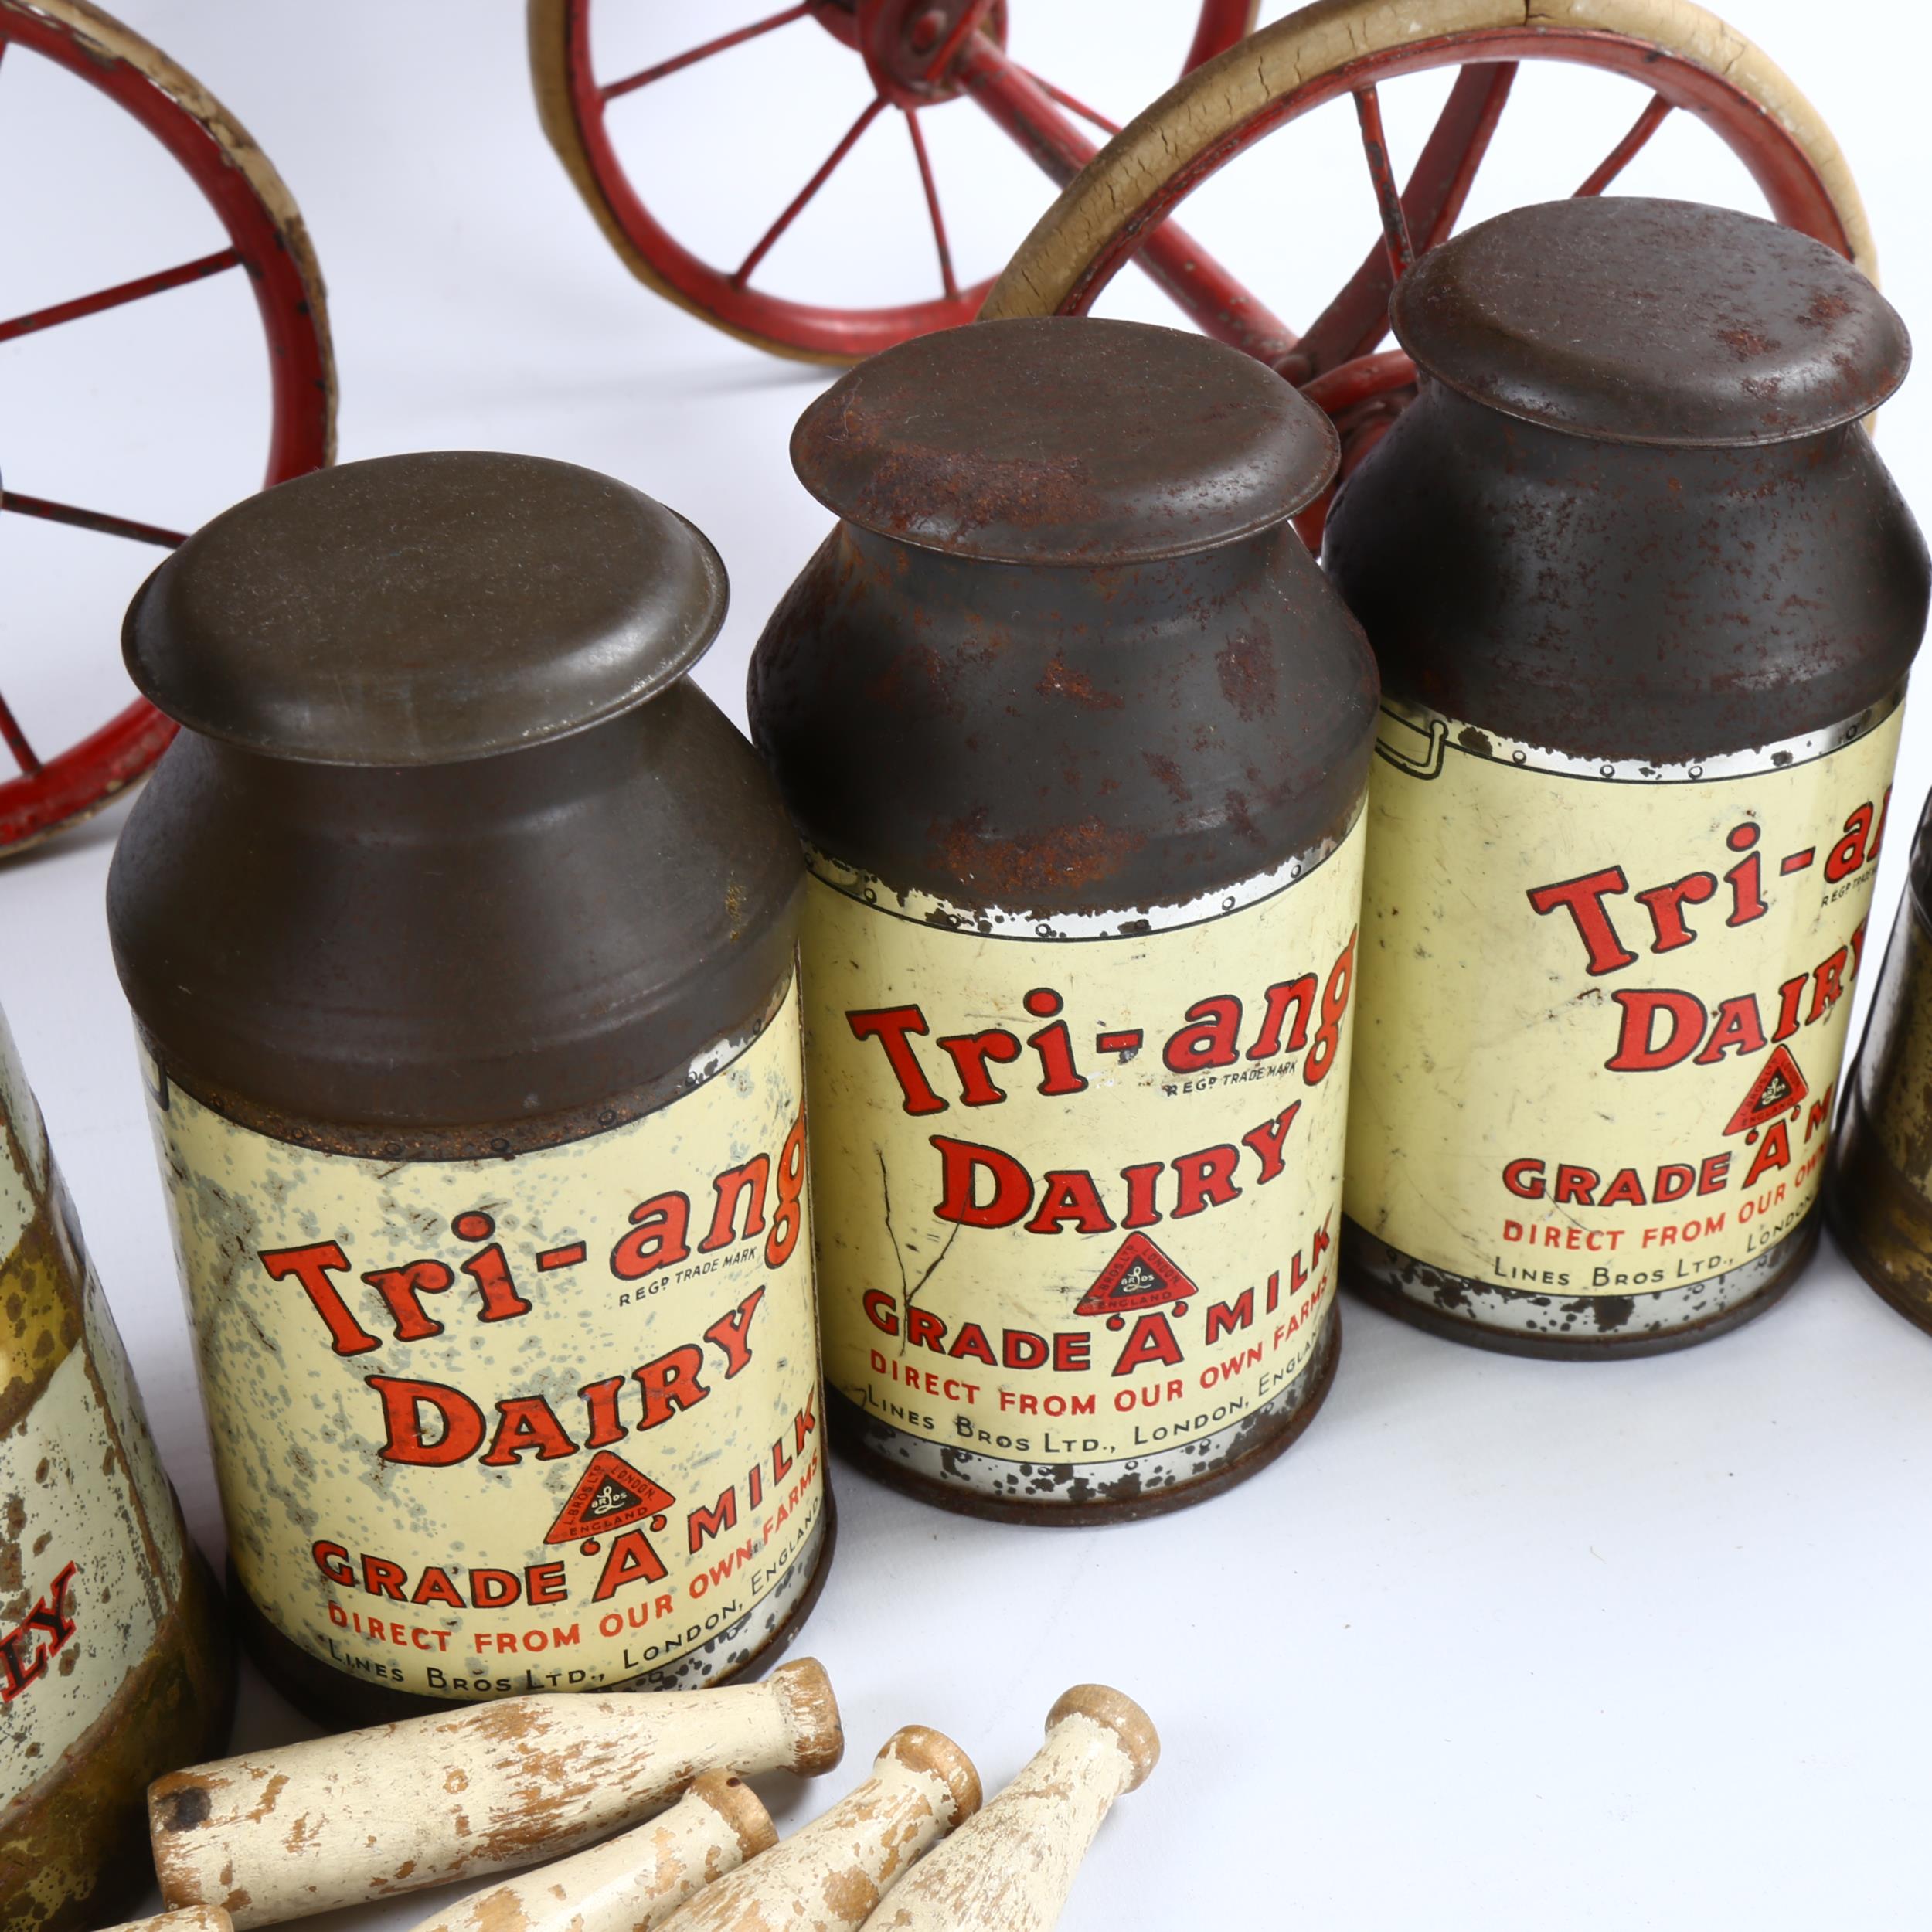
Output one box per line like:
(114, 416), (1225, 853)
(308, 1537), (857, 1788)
(1392, 196), (1910, 448)
(789, 315), (1339, 566)
(122, 450), (729, 766)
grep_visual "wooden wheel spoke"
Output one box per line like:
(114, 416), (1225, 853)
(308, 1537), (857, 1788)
(1575, 94), (1675, 196)
(0, 692), (41, 777)
(905, 110), (958, 303)
(2, 492), (185, 547)
(0, 246), (243, 347)
(733, 97), (885, 287)
(601, 5), (811, 103)
(1019, 69), (1121, 139)
(1291, 63), (1515, 380)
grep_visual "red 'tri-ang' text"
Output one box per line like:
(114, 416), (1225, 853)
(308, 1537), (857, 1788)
(257, 1104), (805, 1361)
(842, 936), (1356, 1238)
(846, 935), (1357, 1117)
(1524, 801), (1887, 1070)
(250, 1106), (807, 1471)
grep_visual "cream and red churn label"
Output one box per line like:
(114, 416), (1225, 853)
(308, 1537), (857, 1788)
(2, 1293), (185, 1782)
(146, 981), (825, 1699)
(1347, 692), (1906, 1316)
(805, 814), (1364, 1478)
(3, 1028), (185, 1789)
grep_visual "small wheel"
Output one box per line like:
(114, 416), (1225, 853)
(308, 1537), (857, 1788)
(981, 0), (1872, 543)
(529, 0), (1259, 365)
(0, 0), (335, 857)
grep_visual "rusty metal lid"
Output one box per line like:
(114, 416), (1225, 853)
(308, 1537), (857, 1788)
(1392, 197), (1909, 447)
(791, 316), (1338, 564)
(124, 451), (728, 767)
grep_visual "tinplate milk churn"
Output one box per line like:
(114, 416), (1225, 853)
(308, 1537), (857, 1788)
(0, 1004), (231, 1932)
(1828, 794), (1932, 1332)
(107, 452), (832, 1722)
(1325, 197), (1929, 1355)
(750, 318), (1378, 1520)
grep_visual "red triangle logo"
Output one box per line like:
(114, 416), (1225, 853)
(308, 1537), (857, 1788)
(1723, 1044), (1810, 1137)
(1075, 1232), (1199, 1318)
(543, 1451), (676, 1548)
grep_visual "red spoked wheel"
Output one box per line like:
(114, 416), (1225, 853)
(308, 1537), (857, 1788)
(0, 0), (333, 857)
(979, 0), (1874, 544)
(529, 0), (1260, 363)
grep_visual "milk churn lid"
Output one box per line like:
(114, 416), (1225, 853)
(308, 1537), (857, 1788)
(1391, 197), (1909, 447)
(791, 316), (1339, 564)
(124, 451), (728, 767)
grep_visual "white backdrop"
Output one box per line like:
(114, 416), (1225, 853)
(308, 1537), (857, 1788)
(3, 2), (1930, 1926)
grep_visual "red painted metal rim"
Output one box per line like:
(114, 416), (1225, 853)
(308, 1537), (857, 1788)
(0, 2), (332, 854)
(551, 0), (1258, 363)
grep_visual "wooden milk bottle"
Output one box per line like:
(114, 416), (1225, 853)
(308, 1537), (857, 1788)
(0, 1002), (232, 1932)
(751, 318), (1377, 1519)
(107, 452), (832, 1722)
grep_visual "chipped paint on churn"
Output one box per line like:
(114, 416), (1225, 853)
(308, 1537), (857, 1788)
(750, 318), (1378, 1520)
(0, 1004), (233, 1932)
(107, 454), (832, 1719)
(1325, 196), (1930, 1357)
(1829, 795), (1932, 1332)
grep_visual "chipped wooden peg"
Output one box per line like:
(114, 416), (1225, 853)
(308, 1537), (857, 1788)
(406, 1771), (774, 1932)
(655, 1726), (981, 1932)
(149, 1658), (842, 1927)
(99, 1912), (236, 1932)
(856, 1685), (1157, 1932)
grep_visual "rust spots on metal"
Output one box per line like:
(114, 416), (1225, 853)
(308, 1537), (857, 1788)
(1715, 326), (1777, 362)
(1214, 628), (1278, 720)
(787, 317), (1338, 568)
(930, 815), (1147, 903)
(1140, 752), (1189, 803)
(1033, 653), (1121, 711)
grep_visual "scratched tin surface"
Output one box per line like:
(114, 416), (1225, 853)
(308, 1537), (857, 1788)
(145, 981), (826, 1707)
(751, 318), (1378, 1519)
(1828, 792), (1932, 1333)
(0, 1002), (232, 1932)
(108, 452), (829, 1719)
(1324, 197), (1930, 1357)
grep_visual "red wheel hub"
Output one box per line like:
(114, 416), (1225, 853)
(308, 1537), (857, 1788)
(855, 0), (1005, 107)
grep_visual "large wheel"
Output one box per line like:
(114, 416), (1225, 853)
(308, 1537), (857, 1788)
(0, 0), (335, 857)
(529, 0), (1259, 364)
(981, 0), (1872, 542)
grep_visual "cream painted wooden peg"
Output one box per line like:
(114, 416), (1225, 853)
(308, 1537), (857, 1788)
(148, 1658), (842, 1928)
(406, 1771), (775, 1932)
(98, 1910), (236, 1932)
(654, 1726), (981, 1932)
(855, 1685), (1158, 1932)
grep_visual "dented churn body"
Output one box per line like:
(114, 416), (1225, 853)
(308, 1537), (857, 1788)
(750, 318), (1378, 1521)
(1324, 197), (1929, 1356)
(0, 1004), (232, 1932)
(107, 453), (831, 1723)
(1828, 793), (1932, 1332)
